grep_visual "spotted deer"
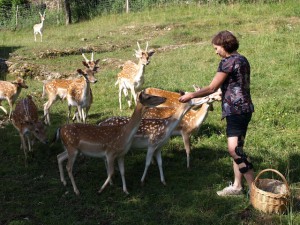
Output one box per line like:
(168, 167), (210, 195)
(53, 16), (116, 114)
(42, 54), (99, 125)
(115, 42), (155, 110)
(0, 77), (28, 119)
(104, 88), (222, 168)
(98, 96), (213, 185)
(66, 68), (97, 123)
(54, 91), (166, 195)
(33, 11), (46, 42)
(11, 96), (48, 165)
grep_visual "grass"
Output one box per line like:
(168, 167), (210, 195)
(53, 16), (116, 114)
(0, 1), (300, 224)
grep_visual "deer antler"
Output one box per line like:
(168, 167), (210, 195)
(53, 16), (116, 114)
(82, 53), (89, 62)
(145, 42), (149, 52)
(137, 42), (141, 51)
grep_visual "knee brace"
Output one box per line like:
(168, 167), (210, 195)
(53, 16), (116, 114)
(234, 135), (253, 174)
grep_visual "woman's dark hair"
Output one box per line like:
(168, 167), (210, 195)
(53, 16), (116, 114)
(211, 30), (239, 53)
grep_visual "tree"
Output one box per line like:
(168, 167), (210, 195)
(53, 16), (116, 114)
(63, 0), (71, 25)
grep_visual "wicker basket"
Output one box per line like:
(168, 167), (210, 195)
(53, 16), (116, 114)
(250, 169), (290, 214)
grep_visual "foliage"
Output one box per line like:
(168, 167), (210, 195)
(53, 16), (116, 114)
(0, 0), (300, 224)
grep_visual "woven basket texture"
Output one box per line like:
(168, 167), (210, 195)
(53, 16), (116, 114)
(250, 169), (290, 214)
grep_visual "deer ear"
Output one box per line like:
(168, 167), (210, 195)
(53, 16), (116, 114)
(148, 49), (155, 57)
(77, 69), (84, 75)
(82, 61), (89, 68)
(95, 59), (100, 65)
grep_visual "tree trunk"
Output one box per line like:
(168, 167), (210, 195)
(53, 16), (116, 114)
(63, 0), (72, 25)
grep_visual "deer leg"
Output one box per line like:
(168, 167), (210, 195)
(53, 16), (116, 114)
(182, 131), (191, 169)
(141, 146), (155, 185)
(76, 106), (83, 123)
(130, 87), (137, 105)
(57, 150), (69, 186)
(44, 97), (56, 125)
(118, 86), (123, 110)
(104, 159), (113, 185)
(8, 101), (13, 119)
(67, 105), (72, 124)
(0, 100), (8, 115)
(81, 108), (86, 123)
(154, 149), (166, 185)
(98, 156), (115, 194)
(39, 31), (43, 42)
(117, 157), (129, 194)
(122, 87), (131, 109)
(19, 133), (28, 166)
(66, 149), (80, 195)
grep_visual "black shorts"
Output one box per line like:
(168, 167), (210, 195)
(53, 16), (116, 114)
(226, 113), (252, 137)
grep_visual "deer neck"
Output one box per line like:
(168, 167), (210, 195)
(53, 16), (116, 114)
(120, 103), (145, 151)
(134, 60), (146, 81)
(192, 103), (210, 127)
(164, 102), (193, 136)
(81, 76), (91, 99)
(40, 19), (44, 27)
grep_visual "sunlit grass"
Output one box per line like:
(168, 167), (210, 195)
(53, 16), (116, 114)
(0, 0), (299, 224)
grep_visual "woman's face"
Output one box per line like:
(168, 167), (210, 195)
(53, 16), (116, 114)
(213, 44), (228, 58)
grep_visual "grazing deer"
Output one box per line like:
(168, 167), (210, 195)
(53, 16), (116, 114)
(33, 11), (46, 42)
(55, 91), (166, 195)
(11, 96), (48, 165)
(42, 54), (99, 125)
(98, 96), (212, 185)
(115, 42), (155, 110)
(104, 88), (222, 168)
(66, 68), (97, 123)
(0, 77), (28, 119)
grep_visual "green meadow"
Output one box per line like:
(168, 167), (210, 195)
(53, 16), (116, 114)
(0, 1), (299, 224)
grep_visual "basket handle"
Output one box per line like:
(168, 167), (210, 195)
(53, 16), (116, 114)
(254, 168), (290, 193)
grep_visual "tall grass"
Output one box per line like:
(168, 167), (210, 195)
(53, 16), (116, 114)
(0, 0), (299, 224)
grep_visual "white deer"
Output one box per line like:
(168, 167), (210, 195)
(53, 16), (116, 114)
(54, 91), (166, 195)
(33, 11), (46, 42)
(115, 42), (155, 110)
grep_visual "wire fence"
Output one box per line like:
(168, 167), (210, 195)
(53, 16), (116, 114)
(0, 0), (282, 30)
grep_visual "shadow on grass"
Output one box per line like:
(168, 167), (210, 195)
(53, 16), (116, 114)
(0, 46), (22, 59)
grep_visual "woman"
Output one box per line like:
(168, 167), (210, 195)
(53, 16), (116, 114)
(179, 30), (254, 196)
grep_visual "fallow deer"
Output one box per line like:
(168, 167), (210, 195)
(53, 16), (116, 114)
(103, 88), (222, 168)
(11, 96), (48, 166)
(66, 68), (97, 123)
(33, 11), (46, 42)
(0, 77), (28, 119)
(55, 91), (166, 195)
(98, 96), (212, 185)
(115, 42), (155, 110)
(42, 54), (99, 125)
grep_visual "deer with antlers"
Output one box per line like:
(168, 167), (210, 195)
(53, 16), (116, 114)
(115, 42), (155, 110)
(33, 11), (46, 42)
(0, 77), (28, 119)
(42, 53), (99, 125)
(54, 91), (166, 195)
(11, 96), (48, 166)
(66, 68), (97, 123)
